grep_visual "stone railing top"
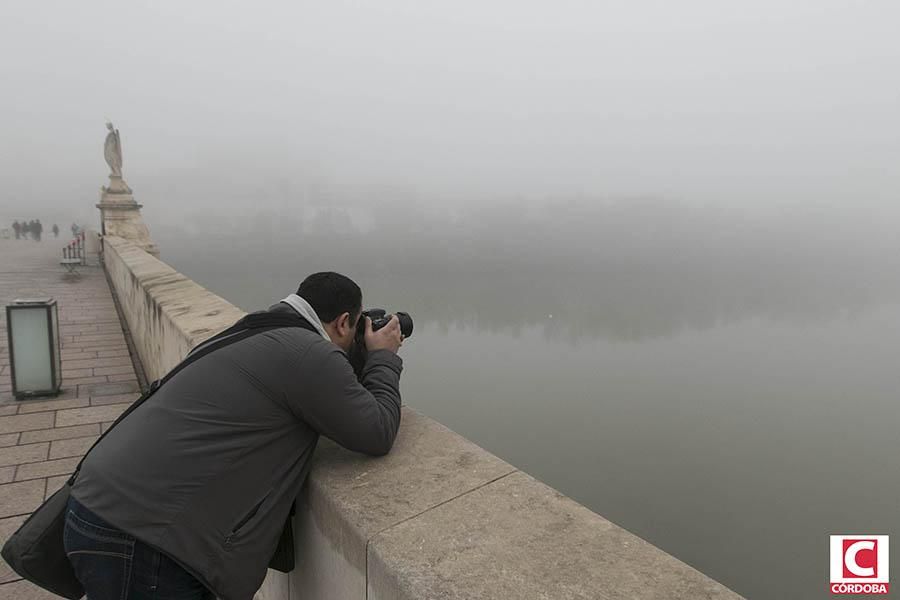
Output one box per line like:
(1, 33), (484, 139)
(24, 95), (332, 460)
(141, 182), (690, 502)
(104, 236), (245, 348)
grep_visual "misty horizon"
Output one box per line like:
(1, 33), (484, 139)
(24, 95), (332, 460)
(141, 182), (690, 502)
(2, 1), (898, 221)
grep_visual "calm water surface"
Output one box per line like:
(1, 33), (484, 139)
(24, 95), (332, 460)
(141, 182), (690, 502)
(151, 200), (900, 600)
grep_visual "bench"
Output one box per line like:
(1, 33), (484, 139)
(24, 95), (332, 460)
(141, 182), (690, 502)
(60, 258), (82, 274)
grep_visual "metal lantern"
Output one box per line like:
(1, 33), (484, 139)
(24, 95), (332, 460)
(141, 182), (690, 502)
(5, 298), (62, 398)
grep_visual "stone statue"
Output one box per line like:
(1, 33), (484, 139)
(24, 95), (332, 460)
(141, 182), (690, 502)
(104, 122), (124, 177)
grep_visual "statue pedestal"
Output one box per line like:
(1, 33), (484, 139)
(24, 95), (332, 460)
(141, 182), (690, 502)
(97, 178), (158, 257)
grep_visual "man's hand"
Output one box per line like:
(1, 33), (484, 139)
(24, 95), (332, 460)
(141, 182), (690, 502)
(364, 315), (404, 354)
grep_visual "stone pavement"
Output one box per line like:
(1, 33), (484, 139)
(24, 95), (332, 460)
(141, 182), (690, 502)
(0, 237), (141, 598)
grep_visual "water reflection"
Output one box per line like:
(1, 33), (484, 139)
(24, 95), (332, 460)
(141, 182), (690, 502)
(153, 198), (900, 342)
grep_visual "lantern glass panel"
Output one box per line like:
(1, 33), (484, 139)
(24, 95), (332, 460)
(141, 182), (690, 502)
(9, 306), (53, 391)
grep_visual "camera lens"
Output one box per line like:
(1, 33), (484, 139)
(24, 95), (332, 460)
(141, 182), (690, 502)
(396, 312), (413, 338)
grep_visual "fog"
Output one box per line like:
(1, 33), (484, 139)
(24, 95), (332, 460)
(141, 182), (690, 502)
(1, 1), (899, 221)
(2, 3), (899, 600)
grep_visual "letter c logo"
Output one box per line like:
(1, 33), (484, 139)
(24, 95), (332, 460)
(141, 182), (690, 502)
(845, 540), (876, 577)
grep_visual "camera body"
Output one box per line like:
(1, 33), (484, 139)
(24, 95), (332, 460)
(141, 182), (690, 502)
(348, 308), (414, 378)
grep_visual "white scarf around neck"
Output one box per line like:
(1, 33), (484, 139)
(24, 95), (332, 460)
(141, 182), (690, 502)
(281, 294), (331, 342)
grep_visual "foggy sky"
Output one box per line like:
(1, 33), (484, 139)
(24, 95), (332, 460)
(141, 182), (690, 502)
(1, 1), (898, 221)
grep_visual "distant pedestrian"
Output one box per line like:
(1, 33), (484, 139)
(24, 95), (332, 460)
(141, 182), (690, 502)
(22, 221), (31, 239)
(12, 221), (20, 240)
(52, 224), (59, 238)
(34, 219), (43, 242)
(71, 223), (79, 237)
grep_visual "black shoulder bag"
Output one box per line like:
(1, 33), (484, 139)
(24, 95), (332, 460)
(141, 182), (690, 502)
(1, 310), (318, 598)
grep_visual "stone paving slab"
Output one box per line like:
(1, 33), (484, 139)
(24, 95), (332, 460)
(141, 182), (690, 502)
(90, 392), (140, 407)
(0, 467), (15, 485)
(55, 402), (130, 427)
(0, 442), (49, 467)
(19, 423), (101, 445)
(78, 381), (140, 398)
(0, 237), (141, 596)
(107, 373), (139, 383)
(15, 456), (81, 482)
(49, 435), (98, 460)
(0, 480), (45, 518)
(0, 413), (56, 435)
(18, 398), (90, 414)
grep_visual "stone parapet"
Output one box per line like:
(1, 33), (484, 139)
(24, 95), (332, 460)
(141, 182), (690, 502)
(101, 236), (242, 380)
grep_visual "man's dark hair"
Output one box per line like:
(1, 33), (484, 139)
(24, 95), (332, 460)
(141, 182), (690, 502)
(297, 272), (362, 325)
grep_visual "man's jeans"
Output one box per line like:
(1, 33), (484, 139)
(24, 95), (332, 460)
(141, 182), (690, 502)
(64, 497), (213, 600)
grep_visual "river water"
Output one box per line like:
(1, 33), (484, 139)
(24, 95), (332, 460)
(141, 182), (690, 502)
(151, 198), (899, 600)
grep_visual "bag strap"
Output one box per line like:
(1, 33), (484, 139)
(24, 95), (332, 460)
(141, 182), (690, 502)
(67, 310), (320, 485)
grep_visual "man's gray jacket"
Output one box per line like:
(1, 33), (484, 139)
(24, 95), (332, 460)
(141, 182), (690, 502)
(71, 303), (403, 600)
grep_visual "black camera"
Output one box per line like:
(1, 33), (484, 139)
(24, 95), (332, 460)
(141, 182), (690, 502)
(359, 309), (413, 337)
(348, 308), (413, 377)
